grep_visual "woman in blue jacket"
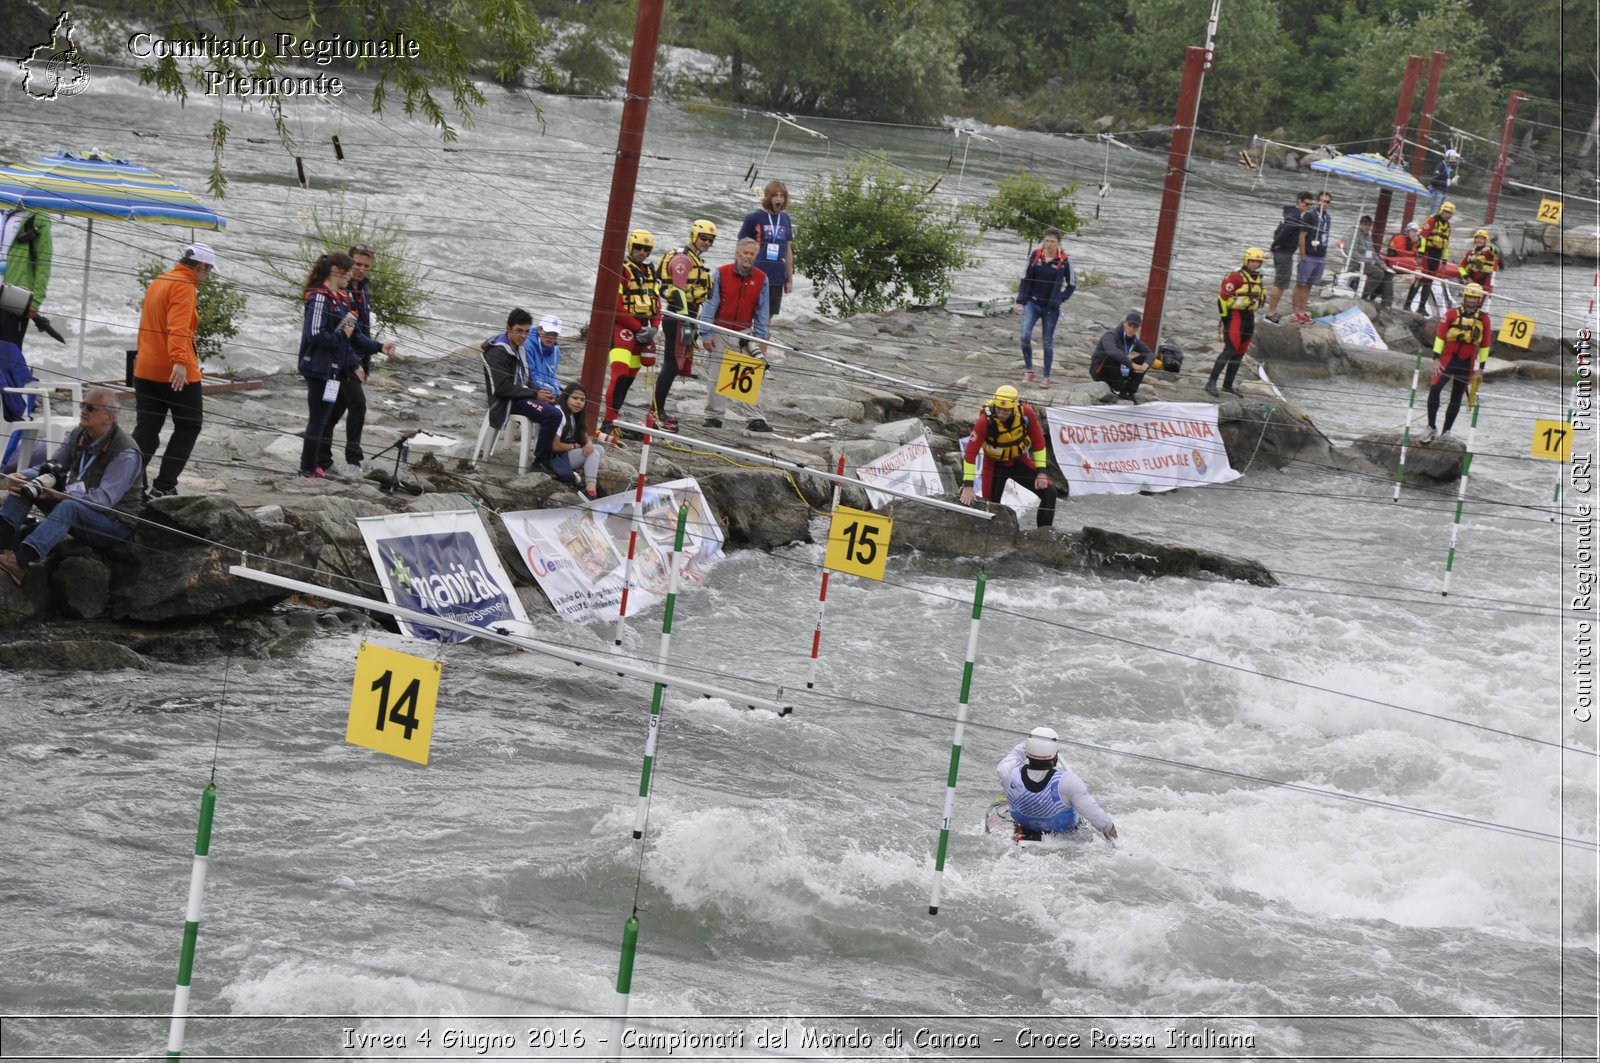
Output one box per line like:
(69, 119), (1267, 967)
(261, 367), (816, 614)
(297, 251), (378, 478)
(1013, 228), (1076, 388)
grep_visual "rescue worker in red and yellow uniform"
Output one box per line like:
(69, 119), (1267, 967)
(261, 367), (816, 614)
(958, 384), (1058, 527)
(649, 219), (717, 431)
(1459, 228), (1500, 294)
(603, 228), (662, 432)
(1422, 282), (1492, 442)
(1405, 201), (1454, 313)
(1205, 247), (1266, 397)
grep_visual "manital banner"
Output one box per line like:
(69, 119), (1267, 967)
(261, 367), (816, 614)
(357, 509), (531, 642)
(1045, 401), (1241, 495)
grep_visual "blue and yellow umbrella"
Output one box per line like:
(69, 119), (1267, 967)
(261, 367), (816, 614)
(1308, 152), (1429, 196)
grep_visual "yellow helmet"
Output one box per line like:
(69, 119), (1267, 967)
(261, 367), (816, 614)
(690, 219), (717, 243)
(992, 384), (1018, 410)
(1462, 282), (1486, 302)
(1243, 246), (1265, 268)
(1473, 228), (1489, 240)
(1440, 202), (1456, 215)
(628, 228), (655, 253)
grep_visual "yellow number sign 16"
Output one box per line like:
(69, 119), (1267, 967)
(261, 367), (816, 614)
(823, 505), (893, 581)
(347, 642), (442, 764)
(714, 351), (766, 406)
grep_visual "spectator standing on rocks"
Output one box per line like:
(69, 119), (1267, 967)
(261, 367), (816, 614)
(1089, 311), (1154, 402)
(699, 237), (773, 433)
(737, 180), (795, 319)
(132, 242), (211, 498)
(1012, 226), (1075, 389)
(1291, 190), (1332, 323)
(1264, 191), (1311, 323)
(1428, 148), (1460, 216)
(1206, 249), (1265, 397)
(1352, 215), (1384, 300)
(0, 388), (142, 585)
(0, 206), (52, 422)
(1421, 282), (1491, 443)
(315, 243), (397, 478)
(296, 252), (383, 479)
(958, 384), (1058, 527)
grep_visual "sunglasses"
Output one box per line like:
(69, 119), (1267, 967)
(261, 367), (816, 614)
(350, 244), (373, 255)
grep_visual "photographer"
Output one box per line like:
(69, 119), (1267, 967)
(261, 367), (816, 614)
(0, 389), (143, 586)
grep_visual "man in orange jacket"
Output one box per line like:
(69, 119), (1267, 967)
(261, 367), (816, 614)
(132, 242), (211, 497)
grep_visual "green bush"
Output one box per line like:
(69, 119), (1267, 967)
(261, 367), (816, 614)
(267, 195), (429, 334)
(795, 157), (974, 317)
(974, 169), (1087, 245)
(550, 31), (619, 94)
(130, 257), (247, 365)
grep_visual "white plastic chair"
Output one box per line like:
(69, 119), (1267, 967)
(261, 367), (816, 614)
(470, 353), (533, 473)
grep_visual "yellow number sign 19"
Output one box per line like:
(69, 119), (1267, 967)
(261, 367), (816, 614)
(347, 642), (442, 764)
(1497, 312), (1535, 349)
(714, 351), (766, 406)
(824, 505), (893, 581)
(1530, 419), (1573, 462)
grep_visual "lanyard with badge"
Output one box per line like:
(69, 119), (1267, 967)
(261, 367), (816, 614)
(764, 211), (784, 262)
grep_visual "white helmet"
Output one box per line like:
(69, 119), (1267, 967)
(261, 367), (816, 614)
(1025, 726), (1059, 762)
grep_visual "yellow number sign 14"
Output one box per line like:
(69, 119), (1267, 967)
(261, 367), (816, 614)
(347, 642), (442, 764)
(824, 505), (892, 581)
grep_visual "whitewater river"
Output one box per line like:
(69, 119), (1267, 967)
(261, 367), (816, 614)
(2, 63), (1596, 1060)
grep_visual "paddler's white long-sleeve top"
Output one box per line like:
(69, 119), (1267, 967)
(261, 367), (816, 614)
(996, 741), (1115, 833)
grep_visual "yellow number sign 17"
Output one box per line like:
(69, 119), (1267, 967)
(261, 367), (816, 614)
(347, 642), (442, 764)
(823, 505), (893, 581)
(1530, 419), (1572, 462)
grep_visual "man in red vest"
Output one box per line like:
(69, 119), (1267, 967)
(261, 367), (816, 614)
(1421, 282), (1492, 442)
(699, 237), (773, 432)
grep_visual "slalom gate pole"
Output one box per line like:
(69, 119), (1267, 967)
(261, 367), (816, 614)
(609, 913), (640, 1063)
(165, 781), (217, 1062)
(613, 423), (655, 646)
(1555, 362), (1581, 513)
(1441, 400), (1482, 597)
(805, 454), (847, 690)
(1394, 350), (1425, 501)
(633, 506), (689, 839)
(929, 569), (987, 916)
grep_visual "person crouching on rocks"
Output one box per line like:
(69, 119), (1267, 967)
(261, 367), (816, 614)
(1089, 311), (1154, 402)
(958, 384), (1058, 528)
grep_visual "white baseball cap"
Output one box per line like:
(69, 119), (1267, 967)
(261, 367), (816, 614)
(1444, 148), (1460, 159)
(537, 315), (561, 335)
(185, 242), (217, 267)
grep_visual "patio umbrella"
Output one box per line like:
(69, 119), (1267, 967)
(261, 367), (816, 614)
(0, 150), (227, 372)
(1308, 152), (1430, 283)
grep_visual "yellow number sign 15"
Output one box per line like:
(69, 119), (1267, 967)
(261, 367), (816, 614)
(824, 505), (893, 581)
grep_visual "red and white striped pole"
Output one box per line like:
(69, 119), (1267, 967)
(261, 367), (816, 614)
(613, 428), (655, 646)
(805, 454), (847, 690)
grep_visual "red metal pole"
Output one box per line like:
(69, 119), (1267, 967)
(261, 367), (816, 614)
(1138, 44), (1209, 349)
(1402, 51), (1448, 229)
(1484, 90), (1527, 226)
(1372, 54), (1424, 248)
(580, 0), (665, 432)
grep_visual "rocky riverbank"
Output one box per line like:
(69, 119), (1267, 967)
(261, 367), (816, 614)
(0, 285), (1532, 666)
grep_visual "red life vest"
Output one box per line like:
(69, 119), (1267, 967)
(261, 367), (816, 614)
(712, 263), (767, 332)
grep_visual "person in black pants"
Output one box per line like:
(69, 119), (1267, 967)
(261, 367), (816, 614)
(132, 242), (213, 497)
(1089, 312), (1154, 401)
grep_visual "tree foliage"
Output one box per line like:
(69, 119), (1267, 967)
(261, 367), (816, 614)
(131, 259), (247, 365)
(974, 169), (1087, 244)
(132, 0), (547, 195)
(794, 157), (974, 317)
(265, 195), (430, 333)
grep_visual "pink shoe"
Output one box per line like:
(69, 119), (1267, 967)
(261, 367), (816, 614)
(1024, 371), (1036, 382)
(1039, 377), (1052, 388)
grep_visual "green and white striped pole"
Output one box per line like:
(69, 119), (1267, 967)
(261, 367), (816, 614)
(633, 506), (689, 839)
(1393, 350), (1425, 501)
(929, 570), (986, 915)
(165, 781), (217, 1062)
(1442, 400), (1482, 597)
(608, 912), (640, 1063)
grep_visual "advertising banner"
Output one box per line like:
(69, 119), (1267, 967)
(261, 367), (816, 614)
(856, 433), (945, 509)
(1046, 401), (1241, 496)
(1315, 305), (1387, 349)
(357, 509), (530, 642)
(500, 477), (725, 623)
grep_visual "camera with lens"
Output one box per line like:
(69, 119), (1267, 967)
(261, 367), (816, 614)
(18, 461), (65, 503)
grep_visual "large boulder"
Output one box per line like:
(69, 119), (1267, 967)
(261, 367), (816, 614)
(108, 495), (322, 622)
(698, 468), (815, 548)
(1046, 526), (1276, 585)
(0, 638), (150, 671)
(1250, 320), (1348, 378)
(1217, 398), (1329, 471)
(1353, 430), (1467, 484)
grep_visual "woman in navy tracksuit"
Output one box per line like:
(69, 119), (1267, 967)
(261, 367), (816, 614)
(1013, 227), (1076, 387)
(297, 252), (379, 477)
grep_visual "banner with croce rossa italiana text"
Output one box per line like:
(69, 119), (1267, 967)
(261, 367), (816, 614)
(1045, 401), (1241, 496)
